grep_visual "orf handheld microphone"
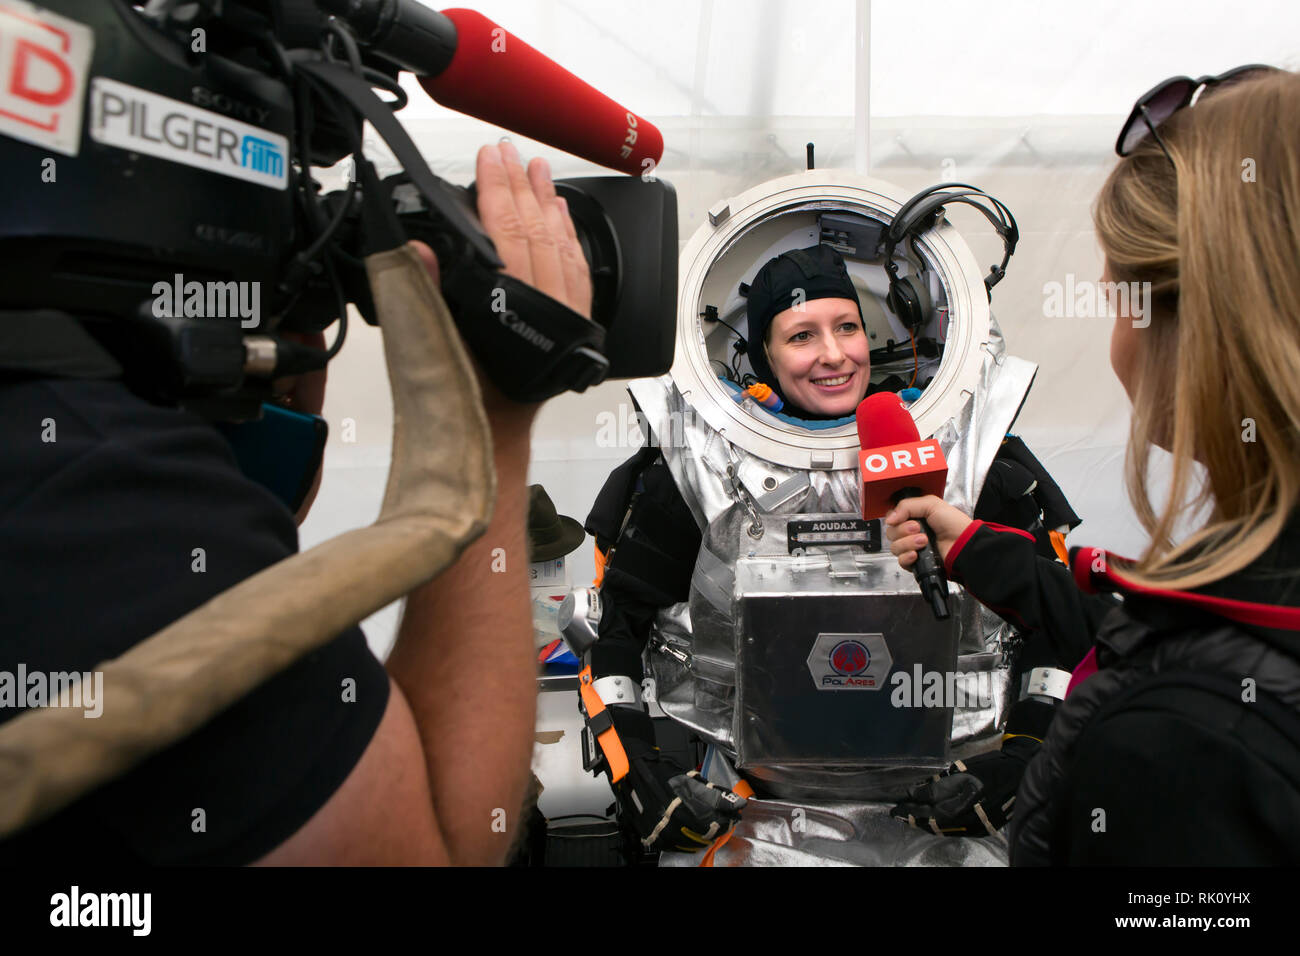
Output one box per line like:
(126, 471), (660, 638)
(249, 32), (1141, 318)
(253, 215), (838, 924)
(856, 393), (951, 619)
(418, 9), (664, 176)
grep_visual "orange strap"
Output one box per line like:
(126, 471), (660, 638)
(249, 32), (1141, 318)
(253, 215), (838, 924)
(1049, 530), (1069, 565)
(699, 828), (734, 867)
(578, 666), (629, 783)
(592, 546), (607, 587)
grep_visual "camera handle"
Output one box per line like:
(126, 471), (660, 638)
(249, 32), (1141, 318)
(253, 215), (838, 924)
(299, 59), (610, 401)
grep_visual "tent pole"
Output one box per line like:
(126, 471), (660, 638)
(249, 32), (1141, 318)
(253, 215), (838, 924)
(854, 0), (871, 175)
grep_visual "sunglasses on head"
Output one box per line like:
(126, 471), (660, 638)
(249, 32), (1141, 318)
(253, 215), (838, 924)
(1116, 64), (1278, 159)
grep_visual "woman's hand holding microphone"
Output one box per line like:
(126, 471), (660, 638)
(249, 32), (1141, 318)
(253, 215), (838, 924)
(884, 495), (974, 570)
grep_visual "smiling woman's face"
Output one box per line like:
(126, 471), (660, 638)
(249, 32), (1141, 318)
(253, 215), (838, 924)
(764, 297), (871, 416)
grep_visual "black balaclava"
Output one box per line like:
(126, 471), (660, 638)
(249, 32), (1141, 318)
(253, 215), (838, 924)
(744, 243), (865, 419)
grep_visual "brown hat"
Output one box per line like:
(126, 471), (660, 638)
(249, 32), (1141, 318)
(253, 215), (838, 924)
(527, 484), (586, 562)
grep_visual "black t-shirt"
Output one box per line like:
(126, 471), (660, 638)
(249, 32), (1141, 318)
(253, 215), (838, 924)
(0, 375), (389, 864)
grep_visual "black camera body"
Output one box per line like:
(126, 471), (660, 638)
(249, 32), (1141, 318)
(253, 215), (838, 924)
(0, 0), (677, 416)
(341, 170), (677, 402)
(1, 2), (303, 330)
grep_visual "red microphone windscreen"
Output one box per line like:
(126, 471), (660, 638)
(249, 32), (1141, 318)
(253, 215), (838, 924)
(856, 392), (920, 450)
(856, 393), (944, 518)
(419, 9), (663, 176)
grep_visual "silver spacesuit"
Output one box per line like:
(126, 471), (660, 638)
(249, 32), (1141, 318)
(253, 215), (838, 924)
(574, 171), (1043, 866)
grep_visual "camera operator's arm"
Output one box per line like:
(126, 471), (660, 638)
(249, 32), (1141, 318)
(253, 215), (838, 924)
(385, 405), (534, 865)
(386, 142), (592, 865)
(255, 142), (589, 865)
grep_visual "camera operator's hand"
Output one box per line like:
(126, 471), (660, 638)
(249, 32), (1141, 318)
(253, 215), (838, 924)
(370, 141), (591, 864)
(409, 139), (591, 439)
(884, 495), (973, 569)
(474, 139), (592, 322)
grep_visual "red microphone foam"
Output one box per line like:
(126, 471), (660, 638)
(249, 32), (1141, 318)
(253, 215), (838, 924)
(856, 392), (920, 448)
(419, 9), (663, 176)
(855, 393), (947, 519)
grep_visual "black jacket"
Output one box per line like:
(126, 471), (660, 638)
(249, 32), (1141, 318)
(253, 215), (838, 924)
(950, 520), (1300, 865)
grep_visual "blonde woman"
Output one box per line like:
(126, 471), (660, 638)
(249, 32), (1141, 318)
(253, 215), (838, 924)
(886, 66), (1300, 864)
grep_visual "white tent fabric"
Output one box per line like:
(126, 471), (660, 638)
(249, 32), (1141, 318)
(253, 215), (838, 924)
(299, 0), (1300, 659)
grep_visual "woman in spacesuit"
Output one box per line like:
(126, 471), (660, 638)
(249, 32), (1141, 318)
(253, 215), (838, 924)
(579, 240), (1088, 864)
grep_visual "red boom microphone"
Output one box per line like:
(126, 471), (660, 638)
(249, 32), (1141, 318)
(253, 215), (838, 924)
(856, 393), (951, 619)
(418, 9), (664, 176)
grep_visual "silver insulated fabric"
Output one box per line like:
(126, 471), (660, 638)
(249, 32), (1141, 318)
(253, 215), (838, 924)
(627, 317), (1037, 867)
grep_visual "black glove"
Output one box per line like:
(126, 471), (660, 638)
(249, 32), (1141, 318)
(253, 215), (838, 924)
(597, 706), (747, 853)
(890, 735), (1039, 837)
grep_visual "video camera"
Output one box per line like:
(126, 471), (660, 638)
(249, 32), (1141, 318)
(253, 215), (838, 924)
(0, 0), (678, 419)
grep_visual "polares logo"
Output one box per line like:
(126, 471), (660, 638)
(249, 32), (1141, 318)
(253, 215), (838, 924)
(88, 76), (287, 189)
(829, 640), (869, 677)
(0, 0), (94, 156)
(806, 632), (892, 691)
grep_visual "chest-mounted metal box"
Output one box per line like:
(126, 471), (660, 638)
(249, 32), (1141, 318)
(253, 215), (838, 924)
(733, 514), (959, 770)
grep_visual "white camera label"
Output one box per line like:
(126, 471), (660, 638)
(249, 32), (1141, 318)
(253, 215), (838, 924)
(88, 76), (288, 189)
